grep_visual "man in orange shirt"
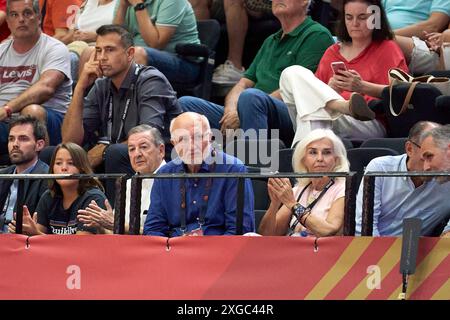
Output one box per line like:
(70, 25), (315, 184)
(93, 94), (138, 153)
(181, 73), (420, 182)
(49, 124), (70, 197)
(39, 0), (81, 44)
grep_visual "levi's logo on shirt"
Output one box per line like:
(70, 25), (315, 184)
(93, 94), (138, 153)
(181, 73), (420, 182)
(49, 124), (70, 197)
(0, 65), (37, 84)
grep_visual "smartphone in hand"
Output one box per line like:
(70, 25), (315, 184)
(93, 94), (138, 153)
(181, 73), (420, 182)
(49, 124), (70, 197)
(331, 61), (347, 75)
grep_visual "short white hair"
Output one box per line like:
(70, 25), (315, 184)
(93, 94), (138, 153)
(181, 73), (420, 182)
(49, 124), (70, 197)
(421, 124), (450, 150)
(169, 112), (211, 136)
(292, 129), (349, 186)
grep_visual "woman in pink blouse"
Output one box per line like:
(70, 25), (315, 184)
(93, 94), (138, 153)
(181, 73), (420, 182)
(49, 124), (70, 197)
(258, 129), (349, 237)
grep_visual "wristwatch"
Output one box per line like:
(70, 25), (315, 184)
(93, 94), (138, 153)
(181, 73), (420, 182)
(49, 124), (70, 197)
(134, 1), (148, 11)
(291, 203), (307, 220)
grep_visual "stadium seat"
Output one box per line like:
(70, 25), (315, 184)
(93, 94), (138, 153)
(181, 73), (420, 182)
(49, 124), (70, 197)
(360, 137), (407, 154)
(347, 147), (400, 188)
(174, 19), (221, 100)
(225, 138), (286, 171)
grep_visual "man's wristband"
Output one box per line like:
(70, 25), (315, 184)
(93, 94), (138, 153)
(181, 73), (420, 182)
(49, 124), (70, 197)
(3, 105), (12, 118)
(100, 142), (111, 162)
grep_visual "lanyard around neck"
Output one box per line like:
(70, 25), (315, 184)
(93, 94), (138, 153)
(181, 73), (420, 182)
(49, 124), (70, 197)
(179, 162), (216, 234)
(288, 178), (335, 235)
(296, 178), (335, 210)
(106, 66), (141, 143)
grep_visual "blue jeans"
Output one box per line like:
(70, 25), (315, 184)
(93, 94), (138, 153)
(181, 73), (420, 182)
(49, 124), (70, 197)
(144, 47), (200, 85)
(179, 88), (294, 146)
(46, 108), (64, 146)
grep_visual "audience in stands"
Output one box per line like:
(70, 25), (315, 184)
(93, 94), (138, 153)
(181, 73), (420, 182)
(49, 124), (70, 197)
(38, 0), (82, 44)
(113, 0), (201, 86)
(180, 0), (334, 147)
(77, 124), (166, 234)
(143, 112), (255, 237)
(0, 0), (10, 42)
(190, 0), (273, 84)
(61, 24), (181, 201)
(0, 116), (48, 233)
(8, 142), (107, 235)
(421, 124), (450, 237)
(279, 0), (408, 146)
(0, 0), (72, 153)
(258, 129), (348, 237)
(355, 121), (450, 236)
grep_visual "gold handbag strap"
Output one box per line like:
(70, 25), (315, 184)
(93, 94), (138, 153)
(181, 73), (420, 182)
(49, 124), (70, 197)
(389, 82), (418, 117)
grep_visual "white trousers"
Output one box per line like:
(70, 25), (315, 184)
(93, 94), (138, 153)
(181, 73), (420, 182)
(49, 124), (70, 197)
(279, 65), (386, 146)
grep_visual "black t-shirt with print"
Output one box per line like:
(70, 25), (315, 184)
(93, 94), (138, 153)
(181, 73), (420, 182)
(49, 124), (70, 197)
(37, 188), (107, 235)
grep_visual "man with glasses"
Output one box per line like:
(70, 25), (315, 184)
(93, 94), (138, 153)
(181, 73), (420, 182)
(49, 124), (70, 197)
(0, 0), (72, 154)
(355, 121), (450, 236)
(61, 24), (181, 201)
(143, 112), (255, 237)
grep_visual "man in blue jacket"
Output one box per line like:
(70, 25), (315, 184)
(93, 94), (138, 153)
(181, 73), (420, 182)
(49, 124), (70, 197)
(144, 112), (255, 237)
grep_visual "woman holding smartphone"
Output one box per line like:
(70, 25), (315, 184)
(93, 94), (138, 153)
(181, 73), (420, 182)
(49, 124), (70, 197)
(279, 0), (408, 146)
(8, 143), (107, 235)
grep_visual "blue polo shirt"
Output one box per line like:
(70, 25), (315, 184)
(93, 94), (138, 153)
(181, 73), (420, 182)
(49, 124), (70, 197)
(382, 0), (450, 30)
(143, 151), (255, 237)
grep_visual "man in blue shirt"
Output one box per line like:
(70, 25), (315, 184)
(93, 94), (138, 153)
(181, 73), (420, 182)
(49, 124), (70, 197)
(0, 115), (49, 233)
(355, 121), (450, 236)
(143, 112), (255, 237)
(420, 124), (450, 237)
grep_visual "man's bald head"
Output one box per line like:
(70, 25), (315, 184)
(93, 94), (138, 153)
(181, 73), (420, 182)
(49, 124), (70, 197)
(169, 112), (210, 135)
(170, 112), (212, 166)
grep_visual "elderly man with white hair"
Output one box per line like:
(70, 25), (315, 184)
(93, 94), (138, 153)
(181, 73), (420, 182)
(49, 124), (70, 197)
(143, 112), (255, 237)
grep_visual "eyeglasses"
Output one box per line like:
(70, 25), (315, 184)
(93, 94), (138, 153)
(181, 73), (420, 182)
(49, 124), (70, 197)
(8, 10), (36, 20)
(408, 139), (421, 149)
(172, 132), (210, 145)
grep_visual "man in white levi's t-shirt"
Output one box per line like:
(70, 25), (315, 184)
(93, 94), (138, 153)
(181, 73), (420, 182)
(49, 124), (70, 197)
(0, 0), (72, 152)
(78, 124), (166, 234)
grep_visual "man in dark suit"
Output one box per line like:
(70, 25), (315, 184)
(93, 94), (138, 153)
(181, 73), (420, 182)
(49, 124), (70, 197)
(0, 115), (49, 233)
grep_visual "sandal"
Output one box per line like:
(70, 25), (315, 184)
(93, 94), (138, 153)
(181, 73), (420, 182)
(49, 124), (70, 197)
(348, 93), (375, 121)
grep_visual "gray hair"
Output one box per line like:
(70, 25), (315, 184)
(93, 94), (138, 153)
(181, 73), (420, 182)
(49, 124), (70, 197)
(292, 129), (349, 186)
(169, 112), (211, 136)
(421, 124), (450, 150)
(408, 121), (440, 143)
(7, 0), (40, 14)
(127, 124), (164, 147)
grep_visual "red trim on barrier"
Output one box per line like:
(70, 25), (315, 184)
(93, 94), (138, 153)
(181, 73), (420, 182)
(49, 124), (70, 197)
(0, 235), (448, 300)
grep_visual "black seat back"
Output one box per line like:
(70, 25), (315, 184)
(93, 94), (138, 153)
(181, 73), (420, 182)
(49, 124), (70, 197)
(174, 19), (220, 100)
(360, 137), (407, 155)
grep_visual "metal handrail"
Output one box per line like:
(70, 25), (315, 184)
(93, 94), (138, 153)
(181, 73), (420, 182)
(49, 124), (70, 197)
(361, 171), (450, 236)
(128, 171), (356, 235)
(1, 171), (357, 236)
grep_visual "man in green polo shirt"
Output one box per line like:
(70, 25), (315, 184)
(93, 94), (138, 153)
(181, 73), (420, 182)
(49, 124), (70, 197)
(179, 0), (334, 147)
